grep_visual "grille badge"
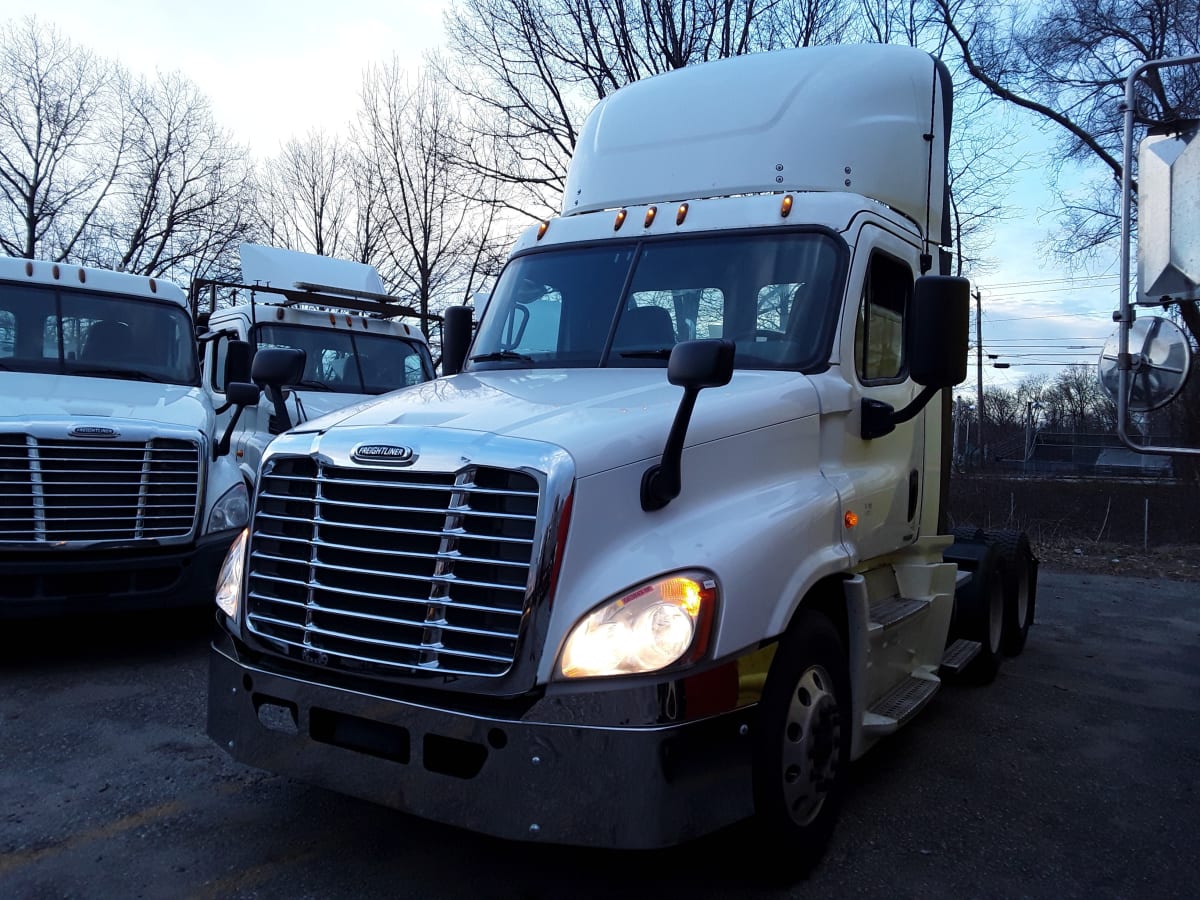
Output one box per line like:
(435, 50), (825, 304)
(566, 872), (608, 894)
(69, 425), (119, 438)
(352, 443), (417, 465)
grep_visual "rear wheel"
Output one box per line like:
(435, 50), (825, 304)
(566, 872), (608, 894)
(985, 529), (1038, 656)
(751, 609), (851, 880)
(945, 539), (1005, 683)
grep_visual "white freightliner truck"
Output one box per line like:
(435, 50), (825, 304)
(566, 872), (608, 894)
(206, 45), (1039, 869)
(192, 243), (436, 487)
(0, 259), (251, 615)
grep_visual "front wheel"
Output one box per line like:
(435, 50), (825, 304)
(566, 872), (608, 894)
(751, 609), (851, 880)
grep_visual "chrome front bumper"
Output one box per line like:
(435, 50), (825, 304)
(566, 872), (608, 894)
(208, 637), (757, 849)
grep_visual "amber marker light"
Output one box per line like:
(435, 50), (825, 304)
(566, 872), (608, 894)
(536, 220), (550, 240)
(844, 510), (859, 529)
(644, 206), (657, 227)
(780, 195), (793, 218)
(614, 209), (627, 231)
(676, 203), (689, 225)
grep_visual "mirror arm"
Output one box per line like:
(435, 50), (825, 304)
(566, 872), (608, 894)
(265, 385), (293, 434)
(641, 386), (701, 511)
(861, 385), (939, 440)
(215, 404), (247, 460)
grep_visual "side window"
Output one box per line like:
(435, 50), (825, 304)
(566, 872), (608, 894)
(854, 253), (912, 383)
(0, 310), (14, 357)
(756, 283), (801, 334)
(504, 289), (562, 353)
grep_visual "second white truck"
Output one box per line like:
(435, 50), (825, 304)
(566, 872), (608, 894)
(192, 244), (435, 486)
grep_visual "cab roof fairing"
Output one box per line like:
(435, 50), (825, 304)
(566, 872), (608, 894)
(561, 43), (952, 249)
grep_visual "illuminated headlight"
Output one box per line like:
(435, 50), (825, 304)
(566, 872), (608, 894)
(207, 481), (249, 532)
(215, 528), (249, 619)
(558, 571), (718, 679)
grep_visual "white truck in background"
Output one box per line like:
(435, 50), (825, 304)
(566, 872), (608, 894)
(206, 44), (1039, 875)
(0, 259), (250, 616)
(192, 243), (436, 487)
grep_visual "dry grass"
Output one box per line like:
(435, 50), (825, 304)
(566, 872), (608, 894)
(1034, 537), (1200, 582)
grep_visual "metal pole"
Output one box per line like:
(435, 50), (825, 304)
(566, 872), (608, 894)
(1116, 53), (1200, 458)
(975, 288), (984, 470)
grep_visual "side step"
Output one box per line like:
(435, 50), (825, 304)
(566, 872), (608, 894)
(939, 638), (982, 676)
(867, 596), (930, 633)
(862, 673), (940, 737)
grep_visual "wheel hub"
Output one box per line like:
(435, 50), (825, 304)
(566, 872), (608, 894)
(780, 664), (841, 826)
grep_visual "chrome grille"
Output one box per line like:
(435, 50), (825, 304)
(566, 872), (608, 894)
(246, 457), (541, 678)
(0, 435), (200, 543)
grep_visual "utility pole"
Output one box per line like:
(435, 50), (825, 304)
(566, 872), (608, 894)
(975, 288), (984, 470)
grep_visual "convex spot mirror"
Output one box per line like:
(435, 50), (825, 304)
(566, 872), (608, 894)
(908, 275), (970, 388)
(1098, 316), (1193, 412)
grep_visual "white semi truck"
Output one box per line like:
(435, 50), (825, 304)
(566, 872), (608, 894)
(206, 44), (1038, 871)
(192, 243), (436, 487)
(0, 259), (250, 615)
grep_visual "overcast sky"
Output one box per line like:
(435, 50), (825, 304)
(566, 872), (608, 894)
(7, 1), (1123, 391)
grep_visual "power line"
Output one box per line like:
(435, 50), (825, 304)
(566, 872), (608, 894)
(977, 274), (1117, 290)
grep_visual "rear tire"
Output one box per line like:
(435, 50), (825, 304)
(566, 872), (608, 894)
(985, 529), (1038, 656)
(751, 609), (851, 881)
(945, 539), (1005, 683)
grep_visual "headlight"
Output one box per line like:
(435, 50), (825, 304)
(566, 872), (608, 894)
(558, 570), (718, 679)
(207, 481), (249, 532)
(215, 528), (249, 618)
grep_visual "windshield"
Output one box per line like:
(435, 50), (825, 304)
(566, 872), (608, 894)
(469, 230), (845, 372)
(0, 281), (199, 385)
(254, 323), (434, 395)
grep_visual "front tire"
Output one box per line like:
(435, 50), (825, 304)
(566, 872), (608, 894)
(751, 609), (851, 880)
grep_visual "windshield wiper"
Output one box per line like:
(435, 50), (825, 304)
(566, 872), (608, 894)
(291, 379), (335, 392)
(619, 348), (673, 359)
(71, 366), (162, 383)
(470, 350), (534, 364)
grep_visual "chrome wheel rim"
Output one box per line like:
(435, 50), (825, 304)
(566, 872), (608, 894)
(780, 664), (841, 826)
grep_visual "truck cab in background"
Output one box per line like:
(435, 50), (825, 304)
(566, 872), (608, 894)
(193, 244), (435, 487)
(0, 259), (249, 616)
(207, 45), (1038, 876)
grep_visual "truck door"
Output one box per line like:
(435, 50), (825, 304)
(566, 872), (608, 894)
(840, 224), (925, 560)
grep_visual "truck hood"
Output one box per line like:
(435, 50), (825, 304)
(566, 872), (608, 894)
(0, 373), (212, 433)
(294, 368), (822, 477)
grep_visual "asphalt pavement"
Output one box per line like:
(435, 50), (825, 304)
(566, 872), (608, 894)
(1, 569), (1197, 899)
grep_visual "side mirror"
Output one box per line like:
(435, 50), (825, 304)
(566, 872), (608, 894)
(442, 305), (474, 376)
(224, 340), (253, 386)
(908, 275), (969, 388)
(861, 276), (969, 441)
(226, 381), (261, 408)
(252, 347), (306, 435)
(642, 339), (735, 511)
(251, 347), (306, 387)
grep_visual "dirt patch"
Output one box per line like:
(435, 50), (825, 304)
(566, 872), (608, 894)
(1033, 537), (1200, 582)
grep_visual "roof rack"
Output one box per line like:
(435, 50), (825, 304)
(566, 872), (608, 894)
(188, 277), (441, 327)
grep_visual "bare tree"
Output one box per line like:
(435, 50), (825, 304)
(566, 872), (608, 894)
(0, 17), (131, 261)
(92, 71), (257, 282)
(256, 130), (357, 259)
(930, 0), (1200, 264)
(358, 58), (508, 323)
(440, 0), (858, 218)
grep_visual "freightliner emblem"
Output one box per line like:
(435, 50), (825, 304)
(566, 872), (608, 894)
(352, 443), (417, 465)
(70, 425), (119, 438)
